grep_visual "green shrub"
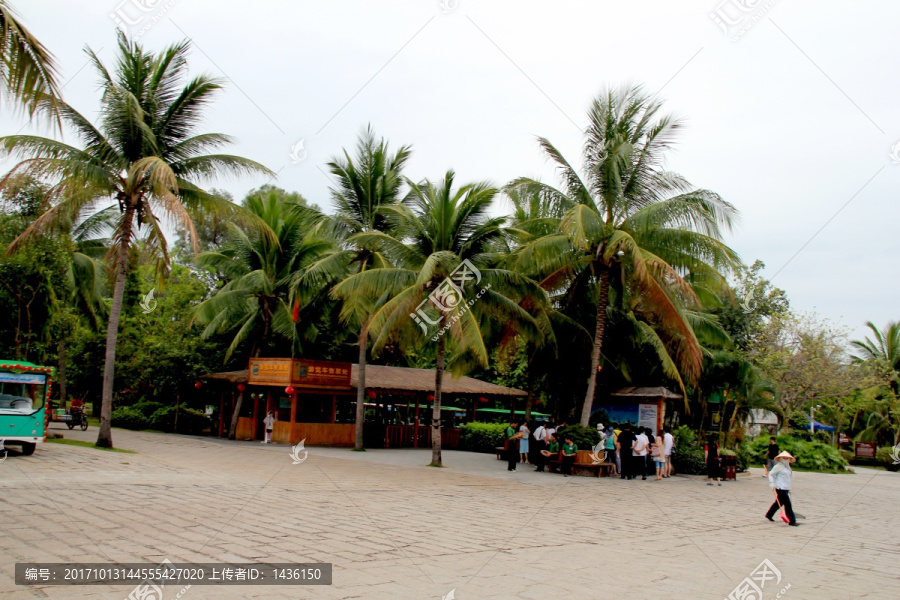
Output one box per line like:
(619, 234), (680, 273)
(748, 434), (849, 473)
(149, 406), (211, 436)
(459, 422), (508, 453)
(672, 443), (707, 475)
(131, 401), (165, 418)
(111, 407), (150, 430)
(876, 446), (900, 471)
(558, 423), (601, 449)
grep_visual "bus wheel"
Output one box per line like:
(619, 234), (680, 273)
(20, 443), (36, 456)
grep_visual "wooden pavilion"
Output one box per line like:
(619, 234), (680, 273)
(201, 358), (526, 448)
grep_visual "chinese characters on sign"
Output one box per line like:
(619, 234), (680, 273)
(292, 360), (352, 390)
(248, 359), (293, 385)
(248, 359), (352, 389)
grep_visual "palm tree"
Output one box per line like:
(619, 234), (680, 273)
(852, 321), (900, 396)
(0, 1), (62, 122)
(314, 126), (411, 450)
(508, 83), (740, 426)
(333, 171), (545, 466)
(193, 191), (334, 438)
(852, 321), (900, 445)
(0, 33), (274, 447)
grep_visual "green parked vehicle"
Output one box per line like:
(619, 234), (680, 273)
(0, 360), (54, 457)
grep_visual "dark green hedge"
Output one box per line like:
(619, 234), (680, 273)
(459, 422), (508, 453)
(149, 406), (211, 436)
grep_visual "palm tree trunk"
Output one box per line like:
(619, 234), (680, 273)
(96, 205), (136, 448)
(228, 390), (244, 440)
(580, 269), (610, 426)
(431, 333), (445, 466)
(354, 323), (369, 450)
(229, 345), (261, 439)
(57, 339), (67, 404)
(524, 375), (534, 421)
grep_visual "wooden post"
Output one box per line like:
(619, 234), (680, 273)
(414, 400), (420, 448)
(218, 391), (224, 437)
(252, 393), (259, 440)
(290, 393), (297, 425)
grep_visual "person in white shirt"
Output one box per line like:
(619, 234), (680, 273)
(765, 451), (798, 525)
(532, 422), (549, 472)
(262, 410), (276, 444)
(633, 428), (650, 480)
(663, 429), (675, 478)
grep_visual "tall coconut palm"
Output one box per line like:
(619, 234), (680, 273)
(333, 171), (546, 466)
(314, 126), (411, 450)
(0, 33), (274, 447)
(509, 83), (740, 426)
(852, 321), (900, 395)
(851, 321), (900, 445)
(193, 191), (334, 438)
(0, 1), (62, 123)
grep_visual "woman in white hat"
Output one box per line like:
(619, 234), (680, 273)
(765, 450), (798, 526)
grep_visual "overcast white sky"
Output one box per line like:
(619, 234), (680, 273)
(4, 0), (899, 340)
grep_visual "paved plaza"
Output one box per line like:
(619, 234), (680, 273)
(1, 427), (897, 600)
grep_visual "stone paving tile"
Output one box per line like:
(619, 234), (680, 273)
(1, 428), (898, 599)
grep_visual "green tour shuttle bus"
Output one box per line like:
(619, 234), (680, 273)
(0, 360), (54, 456)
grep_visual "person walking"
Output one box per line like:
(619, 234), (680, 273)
(634, 427), (650, 480)
(506, 419), (522, 471)
(765, 451), (799, 526)
(652, 429), (665, 480)
(765, 437), (780, 476)
(262, 410), (276, 444)
(604, 425), (617, 477)
(533, 421), (548, 472)
(663, 428), (675, 478)
(617, 424), (636, 479)
(560, 435), (577, 477)
(519, 420), (531, 464)
(705, 435), (722, 486)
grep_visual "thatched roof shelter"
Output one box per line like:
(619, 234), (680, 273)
(610, 386), (682, 400)
(202, 364), (526, 397)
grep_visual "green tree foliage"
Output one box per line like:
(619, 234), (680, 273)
(507, 83), (741, 425)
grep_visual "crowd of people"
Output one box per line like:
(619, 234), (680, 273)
(503, 418), (675, 480)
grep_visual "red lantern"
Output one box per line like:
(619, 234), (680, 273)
(427, 394), (434, 401)
(285, 386), (295, 395)
(367, 390), (376, 400)
(237, 383), (246, 392)
(194, 381), (202, 389)
(478, 396), (488, 404)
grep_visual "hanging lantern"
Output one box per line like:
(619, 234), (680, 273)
(285, 386), (295, 395)
(194, 381), (202, 389)
(237, 383), (246, 392)
(427, 394), (435, 401)
(367, 390), (376, 400)
(292, 299), (300, 323)
(478, 396), (489, 404)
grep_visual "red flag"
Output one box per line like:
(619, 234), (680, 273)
(292, 299), (300, 322)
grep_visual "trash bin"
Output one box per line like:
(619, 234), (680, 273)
(722, 455), (737, 481)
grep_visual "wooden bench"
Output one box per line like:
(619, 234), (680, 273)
(549, 450), (615, 477)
